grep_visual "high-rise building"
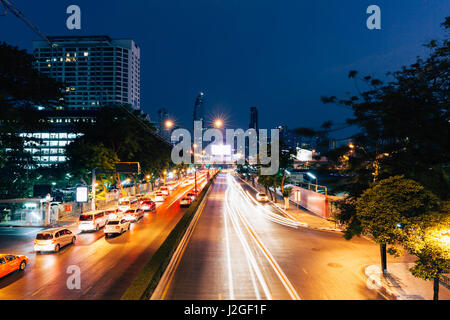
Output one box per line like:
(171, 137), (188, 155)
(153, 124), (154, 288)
(157, 108), (170, 141)
(193, 92), (205, 125)
(33, 36), (141, 110)
(249, 106), (258, 130)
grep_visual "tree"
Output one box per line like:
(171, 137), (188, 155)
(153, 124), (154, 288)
(65, 105), (172, 185)
(0, 42), (64, 198)
(402, 203), (450, 300)
(356, 176), (440, 272)
(296, 17), (450, 239)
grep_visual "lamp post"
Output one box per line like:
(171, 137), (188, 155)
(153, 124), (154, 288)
(91, 168), (97, 211)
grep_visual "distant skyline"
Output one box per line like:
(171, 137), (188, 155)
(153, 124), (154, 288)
(0, 0), (448, 138)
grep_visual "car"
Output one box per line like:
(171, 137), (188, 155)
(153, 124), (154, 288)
(105, 209), (121, 219)
(186, 192), (197, 201)
(140, 200), (156, 212)
(78, 210), (108, 232)
(0, 254), (29, 278)
(180, 197), (192, 207)
(124, 209), (144, 222)
(34, 228), (76, 253)
(160, 187), (170, 196)
(154, 193), (165, 202)
(118, 196), (138, 212)
(104, 219), (130, 237)
(256, 192), (269, 202)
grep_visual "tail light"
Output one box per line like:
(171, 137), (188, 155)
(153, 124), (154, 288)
(115, 226), (120, 229)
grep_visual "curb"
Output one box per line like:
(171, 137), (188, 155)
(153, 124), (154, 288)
(364, 265), (400, 300)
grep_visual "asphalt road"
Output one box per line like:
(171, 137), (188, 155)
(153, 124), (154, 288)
(0, 178), (204, 300)
(162, 173), (411, 300)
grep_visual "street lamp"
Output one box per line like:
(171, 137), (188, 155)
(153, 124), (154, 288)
(214, 118), (223, 128)
(164, 119), (174, 129)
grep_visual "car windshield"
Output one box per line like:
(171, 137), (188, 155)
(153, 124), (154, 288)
(79, 214), (93, 221)
(259, 193), (266, 196)
(125, 209), (135, 213)
(36, 233), (53, 240)
(107, 221), (119, 225)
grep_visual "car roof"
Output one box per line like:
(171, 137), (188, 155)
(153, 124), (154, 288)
(37, 227), (66, 234)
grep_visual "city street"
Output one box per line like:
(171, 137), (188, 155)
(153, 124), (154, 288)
(0, 179), (200, 299)
(161, 173), (411, 300)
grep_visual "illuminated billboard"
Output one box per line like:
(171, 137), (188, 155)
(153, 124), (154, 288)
(296, 149), (313, 161)
(211, 145), (231, 156)
(76, 186), (89, 203)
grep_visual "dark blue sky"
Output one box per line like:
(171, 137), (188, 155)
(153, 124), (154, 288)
(1, 0), (448, 136)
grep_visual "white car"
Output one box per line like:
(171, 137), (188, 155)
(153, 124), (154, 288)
(180, 197), (192, 207)
(256, 192), (269, 202)
(78, 210), (108, 232)
(104, 219), (130, 237)
(160, 187), (170, 196)
(154, 193), (165, 202)
(124, 209), (144, 222)
(34, 228), (76, 253)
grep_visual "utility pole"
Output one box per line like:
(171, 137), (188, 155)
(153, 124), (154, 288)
(91, 168), (96, 211)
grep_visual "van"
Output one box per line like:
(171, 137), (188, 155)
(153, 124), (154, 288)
(78, 210), (108, 232)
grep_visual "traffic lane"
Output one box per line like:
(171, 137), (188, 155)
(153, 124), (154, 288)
(0, 181), (197, 299)
(232, 177), (401, 299)
(163, 173), (292, 300)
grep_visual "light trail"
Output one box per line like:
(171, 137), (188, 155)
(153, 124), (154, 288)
(225, 174), (301, 300)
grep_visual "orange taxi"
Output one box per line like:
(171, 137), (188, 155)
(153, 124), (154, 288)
(0, 254), (29, 278)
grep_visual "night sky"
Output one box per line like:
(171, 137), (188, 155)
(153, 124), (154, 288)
(0, 0), (448, 136)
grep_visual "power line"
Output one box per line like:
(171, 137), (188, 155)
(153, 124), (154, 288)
(0, 0), (52, 46)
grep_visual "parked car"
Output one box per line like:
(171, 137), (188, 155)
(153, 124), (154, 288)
(154, 193), (165, 202)
(34, 228), (76, 253)
(180, 197), (192, 207)
(256, 192), (269, 202)
(78, 210), (108, 232)
(124, 209), (144, 222)
(140, 200), (156, 212)
(0, 254), (29, 278)
(104, 219), (130, 237)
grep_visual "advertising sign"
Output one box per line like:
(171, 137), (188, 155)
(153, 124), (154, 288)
(76, 186), (89, 203)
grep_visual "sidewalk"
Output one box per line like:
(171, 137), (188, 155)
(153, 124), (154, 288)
(365, 263), (450, 300)
(241, 178), (342, 232)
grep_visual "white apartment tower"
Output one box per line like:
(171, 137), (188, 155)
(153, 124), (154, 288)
(33, 36), (140, 110)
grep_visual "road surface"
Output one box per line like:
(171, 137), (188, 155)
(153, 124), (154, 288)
(0, 178), (205, 299)
(162, 172), (410, 300)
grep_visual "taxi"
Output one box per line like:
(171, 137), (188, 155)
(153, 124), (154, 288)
(0, 254), (29, 278)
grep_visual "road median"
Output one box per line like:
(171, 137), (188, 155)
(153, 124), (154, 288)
(121, 173), (217, 300)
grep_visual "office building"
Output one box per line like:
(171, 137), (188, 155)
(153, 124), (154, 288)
(249, 106), (258, 130)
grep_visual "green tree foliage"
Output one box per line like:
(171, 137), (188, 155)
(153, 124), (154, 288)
(0, 43), (64, 198)
(65, 106), (171, 184)
(402, 203), (450, 300)
(296, 18), (450, 239)
(356, 176), (440, 271)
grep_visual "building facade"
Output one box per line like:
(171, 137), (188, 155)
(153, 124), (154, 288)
(33, 36), (140, 110)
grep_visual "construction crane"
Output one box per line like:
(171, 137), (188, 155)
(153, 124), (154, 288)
(0, 0), (53, 45)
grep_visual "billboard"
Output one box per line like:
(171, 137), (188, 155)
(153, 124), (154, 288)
(76, 186), (89, 203)
(211, 145), (231, 156)
(296, 149), (313, 161)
